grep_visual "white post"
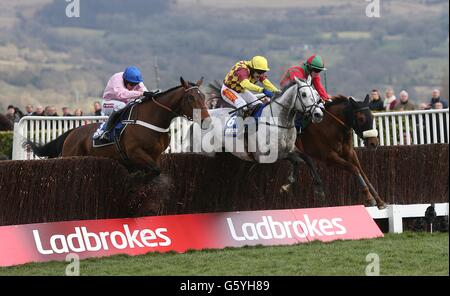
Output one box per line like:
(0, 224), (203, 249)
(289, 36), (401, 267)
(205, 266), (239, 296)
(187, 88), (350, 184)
(384, 116), (391, 146)
(12, 123), (22, 160)
(405, 114), (411, 145)
(411, 114), (417, 145)
(353, 131), (358, 147)
(431, 113), (437, 143)
(378, 116), (384, 146)
(398, 115), (404, 145)
(425, 113), (431, 144)
(391, 116), (397, 145)
(388, 204), (403, 233)
(438, 113), (444, 143)
(446, 112), (449, 143)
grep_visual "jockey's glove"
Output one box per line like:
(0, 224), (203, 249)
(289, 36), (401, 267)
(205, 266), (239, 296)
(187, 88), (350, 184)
(143, 91), (156, 99)
(263, 89), (274, 98)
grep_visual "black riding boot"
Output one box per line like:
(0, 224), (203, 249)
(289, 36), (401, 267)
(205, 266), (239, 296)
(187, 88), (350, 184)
(295, 113), (303, 136)
(101, 110), (122, 139)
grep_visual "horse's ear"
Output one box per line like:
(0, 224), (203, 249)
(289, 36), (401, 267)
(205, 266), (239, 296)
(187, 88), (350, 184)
(294, 77), (303, 85)
(180, 77), (188, 88)
(196, 77), (204, 86)
(306, 75), (312, 85)
(349, 96), (358, 106)
(364, 94), (370, 104)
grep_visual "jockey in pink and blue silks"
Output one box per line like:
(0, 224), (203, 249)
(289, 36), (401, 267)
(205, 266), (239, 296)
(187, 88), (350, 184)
(94, 66), (154, 140)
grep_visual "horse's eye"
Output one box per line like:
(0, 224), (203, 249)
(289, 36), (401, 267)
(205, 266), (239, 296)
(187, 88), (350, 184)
(302, 92), (307, 98)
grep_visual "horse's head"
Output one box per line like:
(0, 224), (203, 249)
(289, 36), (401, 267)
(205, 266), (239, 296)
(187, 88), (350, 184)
(293, 77), (324, 123)
(349, 94), (378, 148)
(179, 77), (211, 125)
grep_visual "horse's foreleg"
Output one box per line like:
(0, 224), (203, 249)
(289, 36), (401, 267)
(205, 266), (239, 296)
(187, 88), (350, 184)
(298, 152), (325, 201)
(349, 150), (387, 209)
(280, 152), (303, 193)
(326, 152), (377, 207)
(128, 148), (161, 179)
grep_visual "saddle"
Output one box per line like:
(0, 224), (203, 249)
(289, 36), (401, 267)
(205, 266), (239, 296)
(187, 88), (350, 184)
(225, 104), (267, 138)
(92, 106), (135, 148)
(240, 104), (264, 119)
(93, 92), (160, 148)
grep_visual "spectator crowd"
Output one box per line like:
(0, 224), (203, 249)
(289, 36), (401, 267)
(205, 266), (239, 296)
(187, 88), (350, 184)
(367, 88), (448, 112)
(3, 101), (103, 124)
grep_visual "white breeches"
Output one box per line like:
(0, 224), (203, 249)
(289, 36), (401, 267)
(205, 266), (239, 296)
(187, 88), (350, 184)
(221, 84), (262, 109)
(101, 100), (127, 116)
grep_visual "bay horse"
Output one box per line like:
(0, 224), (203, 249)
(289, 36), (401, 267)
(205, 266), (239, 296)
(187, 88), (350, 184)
(296, 94), (387, 209)
(26, 77), (210, 176)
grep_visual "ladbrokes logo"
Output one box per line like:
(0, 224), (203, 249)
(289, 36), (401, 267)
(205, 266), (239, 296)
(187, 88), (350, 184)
(227, 215), (347, 241)
(33, 224), (171, 255)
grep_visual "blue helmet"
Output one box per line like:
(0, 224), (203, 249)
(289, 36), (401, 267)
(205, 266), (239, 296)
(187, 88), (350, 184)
(123, 66), (144, 84)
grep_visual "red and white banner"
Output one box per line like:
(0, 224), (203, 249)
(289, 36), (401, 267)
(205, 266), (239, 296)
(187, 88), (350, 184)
(0, 205), (382, 267)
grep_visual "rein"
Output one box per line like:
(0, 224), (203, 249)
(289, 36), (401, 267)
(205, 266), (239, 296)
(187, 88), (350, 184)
(126, 85), (203, 134)
(265, 84), (320, 129)
(151, 85), (202, 121)
(324, 103), (375, 140)
(324, 109), (348, 128)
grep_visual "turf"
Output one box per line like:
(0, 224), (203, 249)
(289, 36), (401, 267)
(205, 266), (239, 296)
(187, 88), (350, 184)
(0, 232), (448, 276)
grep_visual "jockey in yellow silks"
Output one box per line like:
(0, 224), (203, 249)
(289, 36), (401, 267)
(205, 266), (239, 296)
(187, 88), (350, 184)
(221, 56), (279, 117)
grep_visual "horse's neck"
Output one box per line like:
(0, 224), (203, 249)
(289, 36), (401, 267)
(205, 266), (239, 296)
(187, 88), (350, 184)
(263, 85), (297, 125)
(324, 103), (352, 135)
(138, 87), (184, 128)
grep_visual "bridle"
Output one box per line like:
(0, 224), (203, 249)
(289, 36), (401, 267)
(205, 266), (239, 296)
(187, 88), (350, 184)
(265, 83), (321, 129)
(151, 85), (207, 121)
(325, 102), (378, 141)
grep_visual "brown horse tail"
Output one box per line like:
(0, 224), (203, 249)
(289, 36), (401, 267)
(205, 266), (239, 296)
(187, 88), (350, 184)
(24, 129), (74, 158)
(207, 80), (222, 97)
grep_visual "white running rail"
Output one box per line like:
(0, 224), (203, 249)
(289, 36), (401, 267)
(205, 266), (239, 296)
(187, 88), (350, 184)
(11, 109), (449, 160)
(366, 202), (449, 233)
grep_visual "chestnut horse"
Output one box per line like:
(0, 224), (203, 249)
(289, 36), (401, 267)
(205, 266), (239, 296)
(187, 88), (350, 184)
(27, 77), (210, 176)
(296, 94), (387, 209)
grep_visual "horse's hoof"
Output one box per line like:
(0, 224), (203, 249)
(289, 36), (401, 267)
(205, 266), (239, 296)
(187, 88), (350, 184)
(314, 189), (326, 201)
(364, 199), (377, 207)
(280, 184), (291, 193)
(377, 203), (387, 210)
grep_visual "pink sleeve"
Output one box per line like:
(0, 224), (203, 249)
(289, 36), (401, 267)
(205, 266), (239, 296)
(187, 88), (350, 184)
(103, 73), (144, 103)
(136, 82), (148, 92)
(114, 87), (144, 102)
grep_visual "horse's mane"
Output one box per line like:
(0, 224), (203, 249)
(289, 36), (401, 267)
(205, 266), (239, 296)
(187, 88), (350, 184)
(154, 82), (197, 99)
(325, 95), (349, 109)
(272, 80), (298, 100)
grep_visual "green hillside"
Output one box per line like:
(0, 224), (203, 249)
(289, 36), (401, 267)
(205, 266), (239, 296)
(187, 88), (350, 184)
(0, 0), (448, 113)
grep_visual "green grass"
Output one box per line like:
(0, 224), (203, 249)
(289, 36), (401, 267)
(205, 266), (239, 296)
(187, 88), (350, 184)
(0, 232), (448, 276)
